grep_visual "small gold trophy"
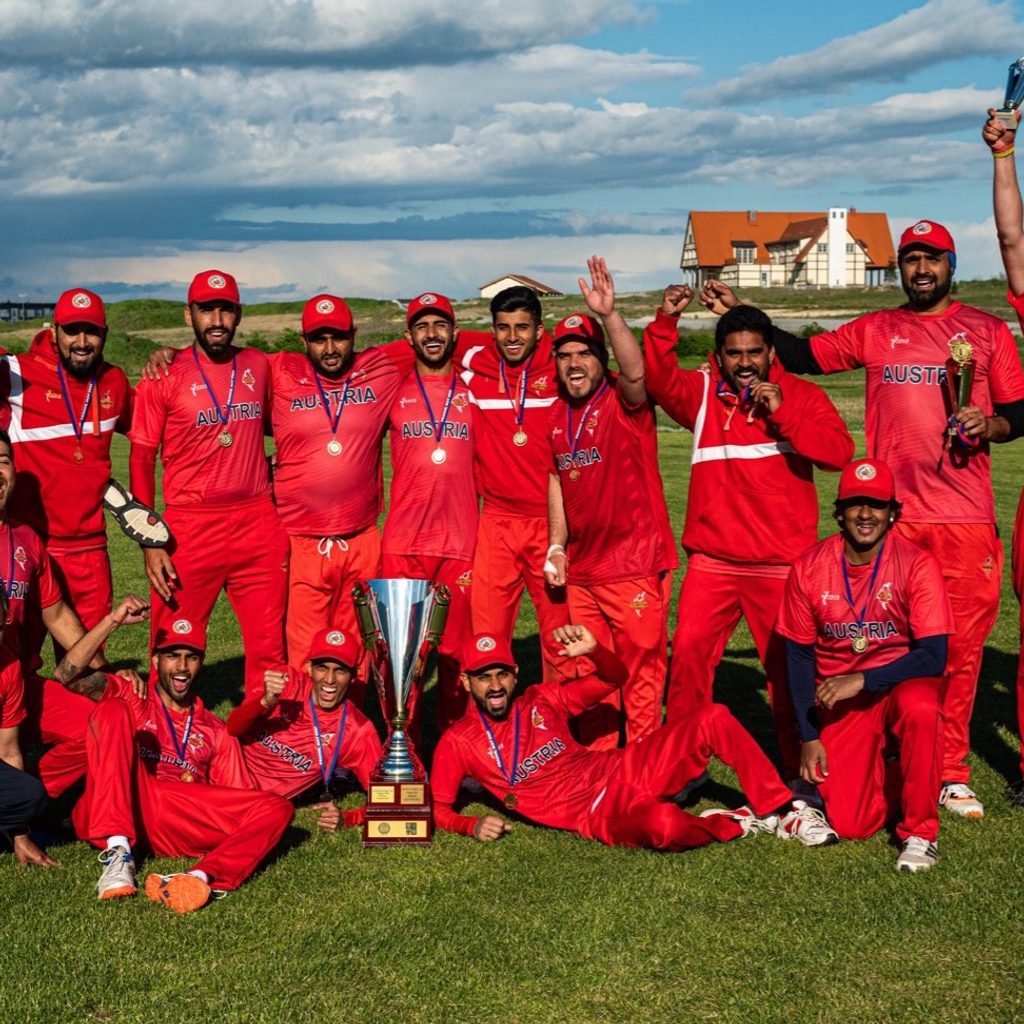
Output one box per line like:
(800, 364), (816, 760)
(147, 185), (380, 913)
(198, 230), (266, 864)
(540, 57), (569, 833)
(945, 335), (976, 438)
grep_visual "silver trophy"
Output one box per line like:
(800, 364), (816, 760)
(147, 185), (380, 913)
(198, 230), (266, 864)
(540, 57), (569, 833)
(995, 57), (1024, 130)
(352, 578), (449, 781)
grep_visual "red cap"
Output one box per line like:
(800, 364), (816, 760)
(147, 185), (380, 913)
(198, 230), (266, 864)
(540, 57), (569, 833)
(54, 288), (106, 329)
(187, 269), (241, 306)
(837, 458), (897, 503)
(302, 294), (354, 335)
(462, 633), (517, 675)
(306, 627), (357, 668)
(406, 292), (455, 327)
(897, 220), (956, 257)
(152, 618), (207, 654)
(552, 313), (605, 346)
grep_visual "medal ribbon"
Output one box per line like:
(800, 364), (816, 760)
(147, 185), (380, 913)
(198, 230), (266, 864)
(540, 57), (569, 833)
(159, 698), (195, 768)
(309, 696), (350, 791)
(500, 352), (533, 430)
(840, 540), (887, 645)
(191, 346), (238, 429)
(413, 370), (458, 445)
(476, 705), (521, 789)
(715, 378), (752, 405)
(312, 371), (350, 437)
(55, 362), (97, 449)
(567, 379), (609, 460)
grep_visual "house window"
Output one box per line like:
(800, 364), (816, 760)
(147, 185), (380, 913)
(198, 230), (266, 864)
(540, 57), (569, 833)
(816, 243), (827, 253)
(846, 243), (855, 254)
(734, 245), (756, 263)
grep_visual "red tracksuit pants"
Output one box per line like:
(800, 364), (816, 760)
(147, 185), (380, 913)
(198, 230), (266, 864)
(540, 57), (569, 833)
(1009, 492), (1024, 778)
(379, 553), (472, 733)
(666, 565), (799, 776)
(815, 677), (942, 843)
(72, 698), (293, 890)
(471, 512), (570, 682)
(896, 521), (1001, 785)
(567, 574), (670, 750)
(587, 702), (794, 849)
(151, 495), (288, 702)
(20, 675), (94, 798)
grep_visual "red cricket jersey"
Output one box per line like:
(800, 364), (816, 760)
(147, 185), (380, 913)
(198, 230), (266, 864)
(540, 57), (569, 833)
(270, 348), (406, 537)
(432, 675), (624, 835)
(776, 532), (954, 683)
(0, 335), (132, 551)
(0, 521), (61, 661)
(381, 370), (477, 561)
(103, 675), (254, 788)
(129, 345), (271, 508)
(459, 332), (560, 518)
(548, 380), (677, 586)
(0, 651), (25, 729)
(809, 303), (1024, 523)
(228, 669), (382, 800)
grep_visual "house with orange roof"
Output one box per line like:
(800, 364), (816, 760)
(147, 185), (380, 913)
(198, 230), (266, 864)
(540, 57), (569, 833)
(478, 273), (563, 300)
(680, 207), (895, 289)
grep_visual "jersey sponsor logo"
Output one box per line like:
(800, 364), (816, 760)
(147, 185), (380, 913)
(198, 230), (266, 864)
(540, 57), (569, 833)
(400, 420), (469, 440)
(189, 382), (208, 396)
(399, 396), (416, 408)
(876, 582), (893, 609)
(510, 737), (566, 783)
(630, 590), (648, 617)
(551, 426), (563, 437)
(820, 591), (840, 606)
(880, 364), (947, 386)
(255, 729), (314, 773)
(241, 367), (256, 392)
(44, 389), (60, 402)
(289, 386), (377, 412)
(195, 400), (262, 427)
(890, 335), (910, 348)
(823, 620), (899, 641)
(555, 447), (602, 471)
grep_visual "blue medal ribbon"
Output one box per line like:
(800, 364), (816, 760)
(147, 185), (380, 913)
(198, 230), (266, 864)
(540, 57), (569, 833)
(715, 378), (752, 405)
(566, 379), (609, 462)
(413, 370), (458, 445)
(500, 352), (533, 430)
(55, 362), (97, 453)
(309, 696), (349, 795)
(191, 346), (238, 430)
(476, 705), (521, 792)
(840, 539), (887, 645)
(312, 371), (350, 438)
(159, 698), (195, 770)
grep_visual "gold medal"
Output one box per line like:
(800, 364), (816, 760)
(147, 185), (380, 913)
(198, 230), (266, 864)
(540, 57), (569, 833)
(569, 468), (580, 481)
(180, 769), (194, 783)
(431, 448), (447, 465)
(73, 445), (84, 464)
(513, 430), (528, 447)
(504, 792), (518, 810)
(327, 439), (343, 456)
(851, 635), (869, 654)
(218, 431), (233, 447)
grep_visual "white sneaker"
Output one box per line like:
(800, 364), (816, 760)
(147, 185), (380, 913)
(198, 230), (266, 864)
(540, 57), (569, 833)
(777, 800), (839, 847)
(939, 783), (984, 819)
(97, 846), (137, 901)
(699, 805), (779, 837)
(896, 836), (938, 873)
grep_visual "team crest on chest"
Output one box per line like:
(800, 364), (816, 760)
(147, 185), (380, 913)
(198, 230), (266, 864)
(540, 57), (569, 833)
(531, 707), (547, 731)
(875, 582), (893, 610)
(241, 368), (256, 392)
(13, 546), (26, 566)
(188, 733), (205, 750)
(452, 392), (469, 411)
(100, 390), (114, 409)
(530, 376), (549, 394)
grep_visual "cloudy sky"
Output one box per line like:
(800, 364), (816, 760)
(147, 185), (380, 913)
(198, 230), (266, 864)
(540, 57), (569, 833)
(1, 0), (1021, 302)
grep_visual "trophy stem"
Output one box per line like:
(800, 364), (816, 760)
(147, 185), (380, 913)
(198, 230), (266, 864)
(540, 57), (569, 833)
(380, 728), (416, 781)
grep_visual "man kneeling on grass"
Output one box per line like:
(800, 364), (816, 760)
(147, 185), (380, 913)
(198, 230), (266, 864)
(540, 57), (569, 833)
(71, 608), (293, 913)
(431, 625), (838, 849)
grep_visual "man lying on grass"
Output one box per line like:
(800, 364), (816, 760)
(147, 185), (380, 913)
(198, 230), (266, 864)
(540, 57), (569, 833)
(431, 625), (838, 849)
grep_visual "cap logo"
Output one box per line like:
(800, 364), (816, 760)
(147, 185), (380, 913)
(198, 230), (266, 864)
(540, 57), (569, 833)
(207, 274), (226, 289)
(476, 636), (497, 652)
(172, 618), (192, 634)
(71, 292), (92, 309)
(316, 299), (335, 314)
(326, 630), (344, 646)
(564, 315), (583, 329)
(417, 293), (437, 306)
(912, 222), (932, 236)
(854, 464), (877, 481)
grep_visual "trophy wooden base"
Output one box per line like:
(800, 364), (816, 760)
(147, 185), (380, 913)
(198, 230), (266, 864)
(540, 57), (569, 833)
(362, 778), (433, 847)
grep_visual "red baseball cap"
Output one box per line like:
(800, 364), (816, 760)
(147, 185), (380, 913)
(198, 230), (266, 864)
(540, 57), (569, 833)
(406, 292), (455, 327)
(152, 618), (207, 654)
(54, 288), (106, 330)
(897, 220), (956, 257)
(302, 294), (354, 335)
(187, 269), (241, 306)
(306, 627), (357, 668)
(462, 633), (517, 675)
(837, 458), (897, 503)
(553, 313), (604, 346)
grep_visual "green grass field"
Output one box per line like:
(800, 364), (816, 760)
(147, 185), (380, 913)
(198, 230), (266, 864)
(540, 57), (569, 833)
(2, 352), (1024, 1023)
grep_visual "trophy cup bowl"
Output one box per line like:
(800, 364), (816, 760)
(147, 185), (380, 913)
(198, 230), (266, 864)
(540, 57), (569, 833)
(996, 56), (1024, 130)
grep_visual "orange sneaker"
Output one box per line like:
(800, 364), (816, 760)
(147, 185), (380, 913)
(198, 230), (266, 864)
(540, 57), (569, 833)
(145, 872), (211, 913)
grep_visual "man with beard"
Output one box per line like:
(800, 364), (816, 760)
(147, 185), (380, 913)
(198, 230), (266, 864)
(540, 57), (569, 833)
(129, 270), (288, 700)
(702, 221), (1024, 817)
(431, 626), (838, 849)
(381, 293), (476, 731)
(642, 295), (853, 778)
(0, 288), (133, 663)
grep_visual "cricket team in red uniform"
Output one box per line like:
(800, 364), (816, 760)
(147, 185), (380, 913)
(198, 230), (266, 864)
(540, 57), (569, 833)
(3, 110), (1024, 905)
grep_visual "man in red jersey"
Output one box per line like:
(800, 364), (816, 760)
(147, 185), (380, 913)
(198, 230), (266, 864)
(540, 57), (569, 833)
(459, 286), (569, 680)
(777, 459), (953, 872)
(73, 616), (293, 913)
(982, 107), (1024, 808)
(227, 626), (381, 831)
(544, 257), (678, 749)
(129, 270), (288, 701)
(643, 294), (853, 776)
(703, 220), (1024, 818)
(432, 626), (838, 848)
(381, 293), (476, 730)
(0, 288), (133, 664)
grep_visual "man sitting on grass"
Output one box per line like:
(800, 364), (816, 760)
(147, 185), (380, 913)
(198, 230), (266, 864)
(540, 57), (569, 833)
(431, 625), (838, 850)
